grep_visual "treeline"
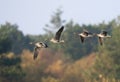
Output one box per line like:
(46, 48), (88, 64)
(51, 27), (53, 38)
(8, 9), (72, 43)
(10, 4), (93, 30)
(0, 10), (120, 82)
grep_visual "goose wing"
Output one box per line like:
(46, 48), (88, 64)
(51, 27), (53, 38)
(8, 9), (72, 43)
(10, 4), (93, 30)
(43, 43), (48, 48)
(80, 36), (84, 43)
(33, 47), (40, 60)
(54, 26), (64, 40)
(98, 37), (103, 45)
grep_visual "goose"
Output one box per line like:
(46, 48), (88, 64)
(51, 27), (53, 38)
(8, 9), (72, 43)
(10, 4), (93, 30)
(30, 42), (48, 60)
(96, 31), (111, 45)
(50, 26), (64, 43)
(78, 29), (94, 43)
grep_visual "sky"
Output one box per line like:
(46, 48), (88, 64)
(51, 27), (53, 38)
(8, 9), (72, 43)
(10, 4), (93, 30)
(0, 0), (120, 35)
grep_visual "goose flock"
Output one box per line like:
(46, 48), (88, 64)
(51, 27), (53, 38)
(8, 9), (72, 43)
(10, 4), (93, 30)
(30, 26), (111, 60)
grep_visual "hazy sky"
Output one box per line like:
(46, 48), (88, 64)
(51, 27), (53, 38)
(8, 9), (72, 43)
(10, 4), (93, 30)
(0, 0), (120, 35)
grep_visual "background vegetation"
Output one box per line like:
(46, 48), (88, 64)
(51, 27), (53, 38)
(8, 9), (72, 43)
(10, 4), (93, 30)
(0, 9), (120, 82)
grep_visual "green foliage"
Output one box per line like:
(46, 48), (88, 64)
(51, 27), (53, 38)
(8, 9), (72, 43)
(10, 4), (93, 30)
(0, 53), (25, 82)
(0, 23), (23, 53)
(90, 25), (120, 80)
(41, 77), (60, 82)
(0, 23), (13, 54)
(0, 22), (31, 54)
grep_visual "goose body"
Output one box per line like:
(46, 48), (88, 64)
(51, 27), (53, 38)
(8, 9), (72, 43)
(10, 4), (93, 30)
(78, 29), (93, 43)
(30, 42), (48, 60)
(50, 38), (64, 43)
(50, 26), (64, 43)
(97, 31), (111, 45)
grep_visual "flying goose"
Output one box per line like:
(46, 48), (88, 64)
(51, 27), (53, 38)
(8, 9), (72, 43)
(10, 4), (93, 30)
(50, 26), (64, 43)
(78, 29), (94, 43)
(96, 31), (111, 45)
(30, 42), (48, 60)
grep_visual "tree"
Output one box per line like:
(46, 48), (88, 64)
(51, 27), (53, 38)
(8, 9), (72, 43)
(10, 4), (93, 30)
(0, 22), (31, 54)
(0, 53), (25, 82)
(44, 8), (65, 34)
(91, 23), (120, 80)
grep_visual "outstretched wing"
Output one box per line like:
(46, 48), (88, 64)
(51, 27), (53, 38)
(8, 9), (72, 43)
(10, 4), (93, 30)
(43, 43), (48, 48)
(80, 36), (84, 43)
(33, 47), (40, 60)
(55, 26), (64, 40)
(98, 37), (103, 45)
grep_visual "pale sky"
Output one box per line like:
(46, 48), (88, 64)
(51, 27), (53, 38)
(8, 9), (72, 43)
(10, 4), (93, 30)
(0, 0), (120, 35)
